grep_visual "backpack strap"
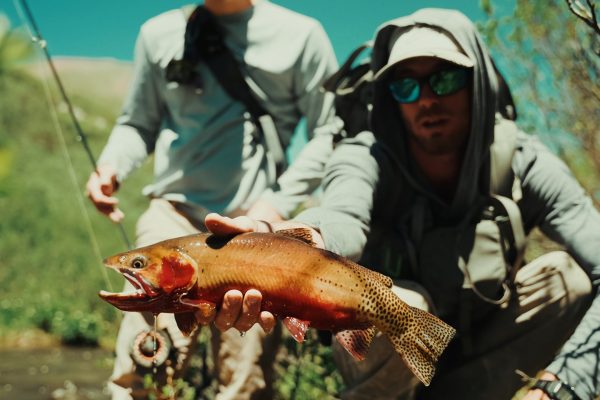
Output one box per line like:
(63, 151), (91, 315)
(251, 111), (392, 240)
(322, 42), (374, 143)
(169, 6), (286, 176)
(322, 41), (372, 93)
(489, 117), (526, 276)
(489, 116), (520, 197)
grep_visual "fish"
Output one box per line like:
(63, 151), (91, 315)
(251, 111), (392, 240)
(99, 229), (456, 385)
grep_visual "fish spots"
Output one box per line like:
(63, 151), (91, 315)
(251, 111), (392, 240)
(159, 256), (195, 294)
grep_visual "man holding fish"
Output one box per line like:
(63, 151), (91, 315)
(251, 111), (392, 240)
(86, 0), (339, 398)
(189, 9), (600, 400)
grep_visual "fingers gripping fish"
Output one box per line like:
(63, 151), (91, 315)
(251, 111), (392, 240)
(99, 229), (456, 386)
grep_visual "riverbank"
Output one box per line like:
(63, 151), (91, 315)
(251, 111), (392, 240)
(0, 345), (113, 400)
(0, 329), (113, 399)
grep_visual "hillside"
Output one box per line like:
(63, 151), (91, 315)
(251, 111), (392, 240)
(0, 56), (150, 347)
(27, 56), (133, 122)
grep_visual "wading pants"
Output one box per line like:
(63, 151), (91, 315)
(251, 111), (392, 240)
(109, 199), (280, 400)
(333, 251), (592, 400)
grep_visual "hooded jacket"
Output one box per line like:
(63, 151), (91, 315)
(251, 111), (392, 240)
(296, 8), (600, 399)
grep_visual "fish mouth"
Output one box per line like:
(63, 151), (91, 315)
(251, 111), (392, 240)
(98, 269), (162, 311)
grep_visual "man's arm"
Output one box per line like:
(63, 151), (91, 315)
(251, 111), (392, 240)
(516, 134), (600, 400)
(253, 22), (339, 220)
(86, 28), (163, 221)
(293, 132), (380, 260)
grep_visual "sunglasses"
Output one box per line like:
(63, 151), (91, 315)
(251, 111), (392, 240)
(388, 67), (470, 104)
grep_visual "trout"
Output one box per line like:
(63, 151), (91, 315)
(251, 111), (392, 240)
(99, 230), (455, 385)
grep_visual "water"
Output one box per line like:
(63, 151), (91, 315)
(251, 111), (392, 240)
(0, 346), (112, 399)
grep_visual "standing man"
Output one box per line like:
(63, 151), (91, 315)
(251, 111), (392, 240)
(86, 0), (338, 398)
(207, 8), (600, 400)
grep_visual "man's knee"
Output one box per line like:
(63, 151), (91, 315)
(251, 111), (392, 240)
(516, 251), (592, 323)
(525, 251), (590, 297)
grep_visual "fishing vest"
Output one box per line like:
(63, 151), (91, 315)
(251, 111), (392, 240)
(361, 117), (525, 340)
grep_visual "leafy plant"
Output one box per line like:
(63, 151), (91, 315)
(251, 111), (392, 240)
(479, 0), (600, 204)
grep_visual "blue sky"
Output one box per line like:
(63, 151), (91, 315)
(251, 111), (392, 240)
(2, 0), (495, 62)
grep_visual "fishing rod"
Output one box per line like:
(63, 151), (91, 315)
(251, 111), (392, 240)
(15, 0), (132, 250)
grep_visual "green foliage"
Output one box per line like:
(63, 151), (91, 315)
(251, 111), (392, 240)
(0, 63), (148, 346)
(0, 15), (35, 73)
(274, 331), (344, 399)
(480, 0), (600, 204)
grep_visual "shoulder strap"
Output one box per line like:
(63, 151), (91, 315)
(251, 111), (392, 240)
(174, 6), (286, 175)
(322, 41), (372, 93)
(489, 117), (526, 274)
(323, 42), (374, 143)
(490, 116), (521, 200)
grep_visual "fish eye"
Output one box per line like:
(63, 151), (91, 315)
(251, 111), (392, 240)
(131, 256), (147, 269)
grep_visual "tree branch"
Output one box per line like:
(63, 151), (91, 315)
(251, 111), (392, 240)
(565, 0), (600, 36)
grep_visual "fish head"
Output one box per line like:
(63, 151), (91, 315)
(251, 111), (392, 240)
(98, 243), (198, 313)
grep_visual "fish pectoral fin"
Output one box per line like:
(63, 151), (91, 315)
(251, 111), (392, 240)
(283, 317), (310, 343)
(180, 298), (217, 320)
(175, 312), (200, 337)
(276, 228), (317, 247)
(335, 326), (377, 361)
(112, 372), (145, 390)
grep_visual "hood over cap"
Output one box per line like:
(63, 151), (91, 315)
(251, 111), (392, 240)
(370, 8), (499, 221)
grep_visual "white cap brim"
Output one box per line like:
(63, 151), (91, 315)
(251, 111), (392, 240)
(374, 26), (474, 81)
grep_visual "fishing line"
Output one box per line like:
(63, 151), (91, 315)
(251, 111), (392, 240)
(14, 0), (132, 251)
(34, 58), (114, 292)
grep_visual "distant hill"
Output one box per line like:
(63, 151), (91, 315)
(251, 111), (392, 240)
(27, 56), (133, 117)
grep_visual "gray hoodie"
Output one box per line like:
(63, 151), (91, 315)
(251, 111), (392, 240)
(296, 8), (600, 399)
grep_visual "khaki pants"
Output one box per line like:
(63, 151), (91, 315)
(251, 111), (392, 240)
(333, 251), (592, 400)
(109, 199), (280, 400)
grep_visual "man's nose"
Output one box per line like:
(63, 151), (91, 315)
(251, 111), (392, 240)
(417, 83), (439, 108)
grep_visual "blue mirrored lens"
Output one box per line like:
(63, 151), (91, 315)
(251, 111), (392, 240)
(389, 79), (420, 103)
(388, 68), (470, 104)
(429, 68), (468, 96)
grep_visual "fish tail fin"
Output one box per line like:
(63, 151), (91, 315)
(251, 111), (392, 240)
(381, 296), (455, 386)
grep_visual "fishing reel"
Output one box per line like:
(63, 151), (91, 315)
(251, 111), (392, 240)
(112, 330), (177, 398)
(131, 329), (172, 369)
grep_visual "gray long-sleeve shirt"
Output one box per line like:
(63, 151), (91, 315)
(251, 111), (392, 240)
(297, 9), (600, 396)
(296, 130), (600, 399)
(98, 1), (338, 219)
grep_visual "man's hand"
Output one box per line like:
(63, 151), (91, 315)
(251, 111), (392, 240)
(246, 198), (284, 223)
(205, 213), (325, 248)
(522, 371), (558, 400)
(85, 165), (124, 223)
(201, 213), (324, 334)
(193, 289), (276, 334)
(205, 213), (270, 235)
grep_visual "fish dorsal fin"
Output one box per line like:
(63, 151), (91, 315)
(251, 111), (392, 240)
(283, 317), (310, 342)
(175, 312), (199, 337)
(335, 326), (377, 361)
(277, 228), (317, 247)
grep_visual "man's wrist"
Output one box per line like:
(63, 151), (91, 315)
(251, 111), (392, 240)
(532, 378), (581, 400)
